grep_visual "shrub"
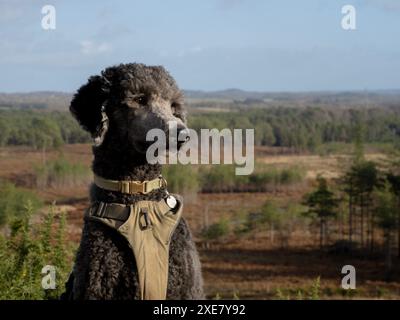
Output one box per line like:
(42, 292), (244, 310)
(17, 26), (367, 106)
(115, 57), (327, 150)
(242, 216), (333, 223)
(201, 218), (230, 241)
(200, 165), (238, 192)
(162, 164), (199, 196)
(200, 164), (305, 193)
(276, 277), (322, 300)
(0, 182), (43, 226)
(34, 156), (91, 189)
(152, 163), (305, 195)
(234, 200), (307, 248)
(0, 203), (74, 299)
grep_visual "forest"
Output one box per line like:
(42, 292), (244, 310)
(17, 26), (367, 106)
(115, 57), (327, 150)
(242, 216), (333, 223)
(1, 104), (400, 151)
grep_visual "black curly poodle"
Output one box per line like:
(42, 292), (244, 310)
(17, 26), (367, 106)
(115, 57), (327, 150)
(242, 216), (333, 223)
(62, 63), (204, 300)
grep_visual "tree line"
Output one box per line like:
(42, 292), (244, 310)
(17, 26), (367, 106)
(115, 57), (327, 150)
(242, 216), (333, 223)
(0, 110), (90, 149)
(1, 106), (400, 151)
(190, 106), (400, 150)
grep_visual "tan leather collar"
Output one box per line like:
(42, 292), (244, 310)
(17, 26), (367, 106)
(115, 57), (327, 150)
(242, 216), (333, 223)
(93, 174), (167, 194)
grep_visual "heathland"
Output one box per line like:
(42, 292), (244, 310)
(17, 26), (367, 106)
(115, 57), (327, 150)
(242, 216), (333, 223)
(0, 90), (399, 299)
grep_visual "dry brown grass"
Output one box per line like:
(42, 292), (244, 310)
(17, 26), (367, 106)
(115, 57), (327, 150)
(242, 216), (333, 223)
(258, 152), (388, 180)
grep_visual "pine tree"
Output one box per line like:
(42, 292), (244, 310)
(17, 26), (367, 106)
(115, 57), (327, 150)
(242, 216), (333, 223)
(375, 186), (397, 280)
(387, 172), (400, 258)
(303, 176), (338, 249)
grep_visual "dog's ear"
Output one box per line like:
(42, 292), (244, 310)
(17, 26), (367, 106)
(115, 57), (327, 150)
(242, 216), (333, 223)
(70, 75), (109, 136)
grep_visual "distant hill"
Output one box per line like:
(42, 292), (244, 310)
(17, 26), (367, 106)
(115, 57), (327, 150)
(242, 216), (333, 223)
(184, 88), (267, 100)
(0, 92), (72, 110)
(0, 89), (400, 110)
(185, 88), (400, 101)
(184, 89), (400, 109)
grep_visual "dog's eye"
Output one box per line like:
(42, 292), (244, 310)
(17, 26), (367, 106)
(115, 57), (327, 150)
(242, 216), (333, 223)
(171, 103), (179, 115)
(133, 95), (147, 106)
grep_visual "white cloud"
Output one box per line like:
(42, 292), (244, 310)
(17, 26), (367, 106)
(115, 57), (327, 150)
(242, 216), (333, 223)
(80, 40), (112, 55)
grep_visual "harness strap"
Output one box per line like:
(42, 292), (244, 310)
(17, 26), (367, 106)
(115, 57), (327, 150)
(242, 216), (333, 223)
(93, 174), (166, 194)
(85, 196), (183, 300)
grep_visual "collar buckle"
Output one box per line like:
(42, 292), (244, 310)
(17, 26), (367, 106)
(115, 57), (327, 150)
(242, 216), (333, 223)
(119, 180), (149, 194)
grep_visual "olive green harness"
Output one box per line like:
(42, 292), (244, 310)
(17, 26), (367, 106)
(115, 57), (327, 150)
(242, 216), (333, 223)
(86, 175), (183, 300)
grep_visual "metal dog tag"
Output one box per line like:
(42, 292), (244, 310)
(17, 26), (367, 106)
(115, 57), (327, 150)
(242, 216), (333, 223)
(166, 195), (177, 209)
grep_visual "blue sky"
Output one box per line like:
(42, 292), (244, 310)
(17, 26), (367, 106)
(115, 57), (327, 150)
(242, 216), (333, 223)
(0, 0), (399, 92)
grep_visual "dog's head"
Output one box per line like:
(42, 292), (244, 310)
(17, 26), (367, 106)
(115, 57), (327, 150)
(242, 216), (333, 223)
(70, 63), (187, 154)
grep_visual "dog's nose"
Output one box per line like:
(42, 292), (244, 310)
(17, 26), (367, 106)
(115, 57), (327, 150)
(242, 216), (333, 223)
(177, 126), (190, 149)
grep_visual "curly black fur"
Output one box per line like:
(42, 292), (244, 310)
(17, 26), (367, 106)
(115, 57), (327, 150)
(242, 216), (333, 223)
(62, 63), (204, 300)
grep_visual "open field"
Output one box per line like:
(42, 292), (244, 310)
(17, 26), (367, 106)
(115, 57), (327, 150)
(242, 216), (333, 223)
(0, 144), (399, 299)
(258, 153), (388, 179)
